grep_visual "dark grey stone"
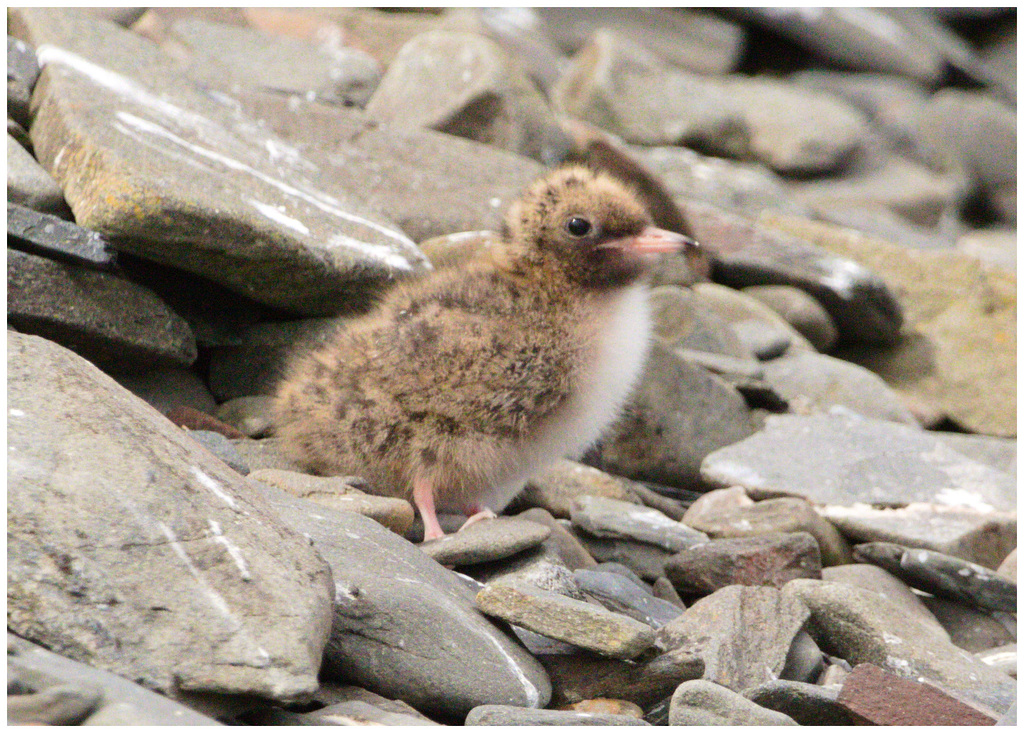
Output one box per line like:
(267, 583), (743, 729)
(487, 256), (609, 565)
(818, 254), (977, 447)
(188, 430), (250, 475)
(7, 202), (114, 270)
(7, 135), (70, 215)
(7, 682), (102, 725)
(570, 495), (708, 553)
(579, 536), (676, 582)
(574, 569), (684, 629)
(420, 518), (551, 566)
(922, 597), (1015, 653)
(7, 35), (39, 127)
(670, 679), (798, 726)
(742, 679), (857, 726)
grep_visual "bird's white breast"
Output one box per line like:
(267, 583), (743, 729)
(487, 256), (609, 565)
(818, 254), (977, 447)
(481, 283), (652, 510)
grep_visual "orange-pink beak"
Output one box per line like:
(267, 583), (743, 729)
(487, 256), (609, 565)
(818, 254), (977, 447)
(599, 226), (699, 254)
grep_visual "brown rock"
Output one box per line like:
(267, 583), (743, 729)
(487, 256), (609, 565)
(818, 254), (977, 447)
(837, 662), (998, 725)
(165, 405), (246, 439)
(560, 699), (645, 719)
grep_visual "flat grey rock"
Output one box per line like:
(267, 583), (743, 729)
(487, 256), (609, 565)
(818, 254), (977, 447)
(578, 536), (676, 582)
(7, 135), (69, 215)
(742, 284), (839, 352)
(8, 332), (334, 701)
(420, 518), (551, 566)
(785, 578), (1016, 715)
(7, 634), (220, 725)
(8, 248), (197, 371)
(854, 542), (1017, 613)
(700, 413), (1016, 511)
(7, 35), (40, 127)
(573, 569), (684, 629)
(513, 508), (598, 570)
(248, 481), (551, 718)
(519, 460), (640, 519)
(570, 495), (708, 553)
(476, 580), (656, 659)
(932, 432), (1017, 477)
(670, 679), (798, 726)
(7, 202), (114, 269)
(657, 585), (810, 692)
(821, 564), (948, 640)
(922, 597), (1015, 653)
(7, 682), (102, 725)
(466, 704), (650, 726)
(15, 8), (429, 316)
(188, 430), (250, 475)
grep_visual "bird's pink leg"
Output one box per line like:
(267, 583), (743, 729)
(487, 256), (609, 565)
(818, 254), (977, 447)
(413, 475), (446, 542)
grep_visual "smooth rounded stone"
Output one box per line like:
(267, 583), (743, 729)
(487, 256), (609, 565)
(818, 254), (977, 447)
(578, 536), (676, 582)
(539, 646), (704, 711)
(7, 134), (69, 215)
(110, 367), (217, 415)
(8, 249), (197, 371)
(248, 469), (415, 535)
(7, 35), (39, 127)
(649, 286), (761, 367)
(854, 542), (1017, 613)
(670, 679), (798, 726)
(7, 682), (103, 725)
(466, 704), (650, 726)
(783, 578), (1016, 715)
(14, 9), (430, 316)
(729, 321), (793, 361)
(681, 486), (753, 526)
(664, 532), (822, 595)
(822, 503), (1016, 569)
(594, 562), (650, 592)
(214, 395), (275, 438)
(626, 483), (689, 522)
(700, 413), (1016, 512)
(571, 496), (709, 554)
(8, 333), (334, 701)
(514, 508), (597, 570)
(228, 436), (304, 473)
(716, 75), (871, 176)
(7, 634), (220, 725)
(476, 580), (656, 659)
(728, 8), (942, 83)
(421, 518), (552, 566)
(537, 7), (743, 75)
(997, 548), (1016, 582)
(306, 700), (441, 726)
(683, 496), (852, 566)
(552, 29), (748, 152)
(250, 483), (551, 718)
(366, 30), (567, 164)
(573, 569), (684, 629)
(742, 679), (857, 726)
(920, 596), (1016, 653)
(657, 585), (810, 692)
(309, 682), (440, 725)
(760, 351), (919, 426)
(957, 228), (1016, 273)
(519, 460), (640, 519)
(630, 144), (810, 221)
(595, 342), (757, 490)
(932, 432), (1017, 478)
(236, 92), (545, 245)
(821, 564), (948, 640)
(167, 17), (382, 107)
(687, 285), (812, 358)
(469, 545), (585, 601)
(562, 698), (645, 719)
(9, 116), (32, 148)
(761, 212), (1016, 438)
(207, 318), (337, 402)
(187, 430), (250, 475)
(976, 644), (1016, 679)
(782, 629), (826, 683)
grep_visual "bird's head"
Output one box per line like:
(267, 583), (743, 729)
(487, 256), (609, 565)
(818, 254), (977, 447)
(502, 166), (697, 288)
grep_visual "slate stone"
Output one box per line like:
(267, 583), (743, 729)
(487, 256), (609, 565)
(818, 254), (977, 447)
(421, 518), (551, 566)
(921, 597), (1016, 653)
(538, 647), (704, 711)
(7, 683), (102, 725)
(214, 396), (275, 438)
(932, 432), (1017, 478)
(477, 580), (656, 659)
(187, 430), (250, 476)
(7, 35), (39, 128)
(167, 406), (246, 440)
(836, 662), (998, 725)
(854, 542), (1017, 613)
(784, 579), (1016, 714)
(366, 30), (567, 164)
(167, 17), (382, 107)
(657, 585), (810, 692)
(700, 413), (1016, 512)
(742, 679), (857, 726)
(8, 332), (334, 701)
(112, 368), (218, 416)
(664, 533), (822, 595)
(691, 203), (903, 347)
(305, 700), (440, 726)
(681, 485), (754, 526)
(518, 460), (640, 519)
(573, 569), (684, 629)
(308, 682), (440, 725)
(570, 496), (709, 554)
(465, 704), (650, 726)
(229, 437), (304, 473)
(514, 508), (598, 570)
(248, 481), (551, 718)
(762, 212), (1016, 438)
(822, 503), (1017, 569)
(669, 679), (798, 726)
(782, 629), (827, 683)
(578, 536), (676, 583)
(7, 135), (69, 215)
(682, 496), (852, 566)
(14, 8), (430, 316)
(595, 342), (756, 490)
(820, 564), (948, 640)
(468, 545), (585, 603)
(7, 202), (114, 270)
(8, 249), (197, 372)
(689, 282), (816, 356)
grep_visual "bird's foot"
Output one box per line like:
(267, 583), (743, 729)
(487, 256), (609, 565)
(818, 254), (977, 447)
(458, 508), (497, 533)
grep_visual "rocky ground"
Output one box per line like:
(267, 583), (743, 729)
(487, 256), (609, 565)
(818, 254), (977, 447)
(6, 6), (1017, 726)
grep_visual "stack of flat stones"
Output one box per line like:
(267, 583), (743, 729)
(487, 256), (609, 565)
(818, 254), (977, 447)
(7, 7), (1016, 726)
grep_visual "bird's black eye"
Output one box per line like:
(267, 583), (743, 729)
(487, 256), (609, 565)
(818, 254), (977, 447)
(566, 217), (592, 237)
